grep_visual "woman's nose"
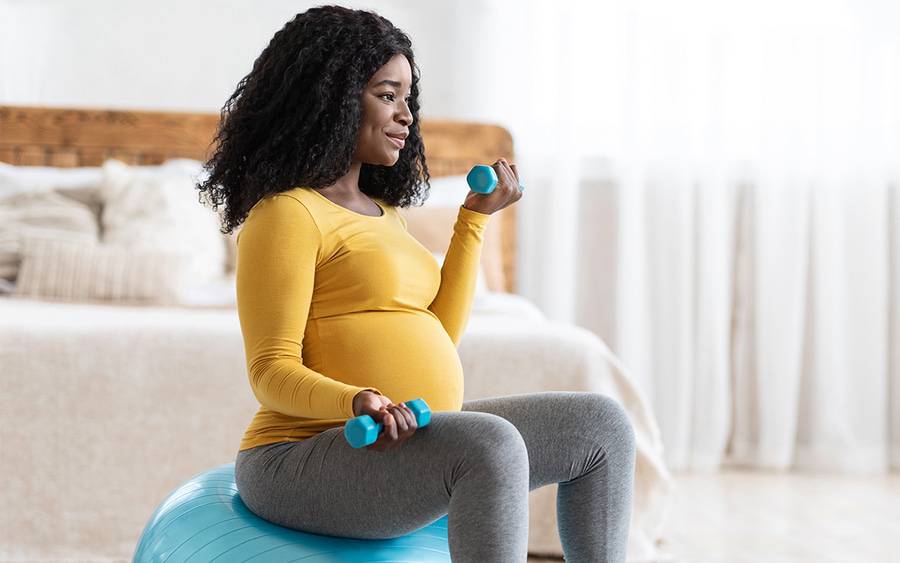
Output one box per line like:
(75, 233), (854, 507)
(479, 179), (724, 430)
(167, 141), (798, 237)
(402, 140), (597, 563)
(396, 105), (413, 126)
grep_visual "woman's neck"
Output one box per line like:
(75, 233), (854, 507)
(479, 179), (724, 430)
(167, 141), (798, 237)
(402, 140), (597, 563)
(320, 160), (363, 198)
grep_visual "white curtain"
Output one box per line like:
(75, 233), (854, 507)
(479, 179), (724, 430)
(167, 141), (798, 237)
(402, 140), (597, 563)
(435, 0), (900, 474)
(3, 0), (898, 475)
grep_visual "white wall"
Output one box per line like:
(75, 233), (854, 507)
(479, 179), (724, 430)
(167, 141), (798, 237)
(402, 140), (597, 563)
(0, 0), (486, 120)
(0, 0), (548, 303)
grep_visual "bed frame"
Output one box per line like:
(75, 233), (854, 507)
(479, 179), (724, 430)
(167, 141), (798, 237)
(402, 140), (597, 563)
(0, 104), (518, 293)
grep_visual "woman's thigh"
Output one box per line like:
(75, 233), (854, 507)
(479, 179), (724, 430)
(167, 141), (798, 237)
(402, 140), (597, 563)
(461, 391), (636, 491)
(234, 409), (527, 540)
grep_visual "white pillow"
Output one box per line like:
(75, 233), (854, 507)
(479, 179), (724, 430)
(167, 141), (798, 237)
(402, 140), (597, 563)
(430, 251), (489, 297)
(0, 162), (104, 198)
(13, 237), (191, 305)
(174, 273), (237, 308)
(0, 161), (105, 218)
(471, 291), (546, 320)
(422, 175), (471, 207)
(0, 190), (100, 285)
(99, 158), (225, 286)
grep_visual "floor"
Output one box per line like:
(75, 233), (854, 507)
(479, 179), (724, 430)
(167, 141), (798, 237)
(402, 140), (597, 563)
(528, 467), (900, 563)
(33, 468), (900, 562)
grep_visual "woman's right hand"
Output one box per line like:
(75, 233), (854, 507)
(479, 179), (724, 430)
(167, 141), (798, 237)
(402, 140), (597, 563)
(462, 158), (523, 215)
(352, 390), (418, 452)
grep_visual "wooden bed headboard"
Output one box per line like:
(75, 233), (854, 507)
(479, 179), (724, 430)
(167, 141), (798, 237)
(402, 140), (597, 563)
(0, 105), (517, 293)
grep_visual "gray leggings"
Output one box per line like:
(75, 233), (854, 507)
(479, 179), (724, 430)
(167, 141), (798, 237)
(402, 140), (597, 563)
(234, 391), (636, 562)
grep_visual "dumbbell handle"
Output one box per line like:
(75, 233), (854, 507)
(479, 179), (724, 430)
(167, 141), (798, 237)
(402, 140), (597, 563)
(343, 397), (432, 448)
(466, 164), (525, 194)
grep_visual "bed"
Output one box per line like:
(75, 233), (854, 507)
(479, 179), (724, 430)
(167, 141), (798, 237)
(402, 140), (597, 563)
(0, 104), (674, 562)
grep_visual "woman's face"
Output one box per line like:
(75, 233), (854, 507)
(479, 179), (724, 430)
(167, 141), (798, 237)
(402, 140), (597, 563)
(354, 53), (414, 166)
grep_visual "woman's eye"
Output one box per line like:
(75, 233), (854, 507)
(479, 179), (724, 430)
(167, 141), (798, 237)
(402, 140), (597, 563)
(380, 93), (411, 104)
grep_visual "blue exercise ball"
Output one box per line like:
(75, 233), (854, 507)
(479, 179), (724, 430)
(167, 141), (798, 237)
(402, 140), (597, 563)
(134, 462), (450, 562)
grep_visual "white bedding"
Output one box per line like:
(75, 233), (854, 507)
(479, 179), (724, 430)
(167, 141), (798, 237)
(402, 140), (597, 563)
(0, 291), (673, 562)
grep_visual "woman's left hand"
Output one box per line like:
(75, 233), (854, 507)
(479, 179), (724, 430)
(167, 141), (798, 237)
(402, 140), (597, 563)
(462, 158), (524, 215)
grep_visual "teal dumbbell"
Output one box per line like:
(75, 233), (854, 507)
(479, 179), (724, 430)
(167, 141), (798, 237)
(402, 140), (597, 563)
(466, 164), (525, 194)
(344, 397), (432, 448)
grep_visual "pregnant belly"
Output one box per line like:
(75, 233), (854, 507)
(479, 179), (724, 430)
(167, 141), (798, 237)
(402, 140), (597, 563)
(315, 310), (465, 412)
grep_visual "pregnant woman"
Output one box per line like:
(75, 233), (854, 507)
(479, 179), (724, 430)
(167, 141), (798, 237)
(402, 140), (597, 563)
(197, 6), (636, 562)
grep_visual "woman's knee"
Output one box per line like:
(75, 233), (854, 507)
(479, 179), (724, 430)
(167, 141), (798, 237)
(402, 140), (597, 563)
(581, 393), (636, 453)
(454, 413), (529, 480)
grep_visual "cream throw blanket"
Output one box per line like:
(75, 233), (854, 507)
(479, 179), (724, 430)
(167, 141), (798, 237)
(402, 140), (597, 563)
(0, 292), (673, 562)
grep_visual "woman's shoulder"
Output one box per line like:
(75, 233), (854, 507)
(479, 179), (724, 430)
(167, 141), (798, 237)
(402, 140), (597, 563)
(238, 190), (322, 246)
(244, 189), (319, 228)
(248, 188), (313, 211)
(274, 186), (311, 203)
(251, 187), (397, 223)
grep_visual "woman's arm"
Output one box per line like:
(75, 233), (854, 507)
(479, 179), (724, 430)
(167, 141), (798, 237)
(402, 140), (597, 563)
(236, 194), (380, 419)
(426, 205), (491, 346)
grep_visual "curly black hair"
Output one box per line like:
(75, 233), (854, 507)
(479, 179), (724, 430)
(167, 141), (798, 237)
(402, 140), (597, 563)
(197, 5), (430, 235)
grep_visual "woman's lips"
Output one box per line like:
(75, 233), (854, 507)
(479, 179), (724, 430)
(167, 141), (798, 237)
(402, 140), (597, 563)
(385, 133), (405, 149)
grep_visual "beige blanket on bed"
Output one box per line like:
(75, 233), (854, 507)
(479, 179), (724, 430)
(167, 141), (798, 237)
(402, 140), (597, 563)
(0, 293), (673, 562)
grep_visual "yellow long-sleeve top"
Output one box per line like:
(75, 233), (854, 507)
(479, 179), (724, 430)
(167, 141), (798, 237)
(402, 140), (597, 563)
(235, 186), (491, 452)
